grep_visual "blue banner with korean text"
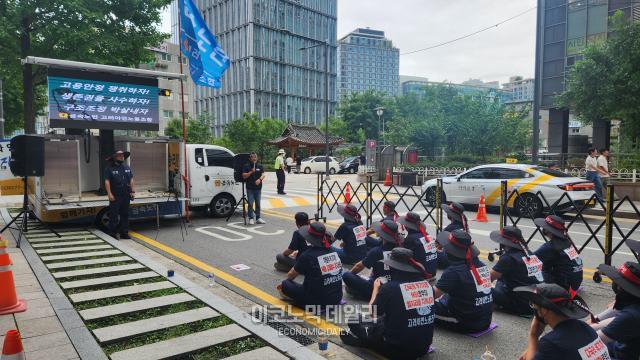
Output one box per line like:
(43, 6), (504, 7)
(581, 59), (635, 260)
(179, 0), (230, 88)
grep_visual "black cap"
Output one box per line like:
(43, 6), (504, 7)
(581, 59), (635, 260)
(298, 222), (332, 248)
(514, 283), (591, 319)
(490, 226), (526, 250)
(371, 220), (402, 244)
(436, 229), (480, 259)
(598, 262), (640, 298)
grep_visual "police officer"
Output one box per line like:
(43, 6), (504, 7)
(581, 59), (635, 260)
(594, 261), (640, 360)
(533, 215), (583, 291)
(343, 220), (402, 300)
(516, 283), (609, 360)
(104, 150), (135, 239)
(400, 212), (437, 280)
(274, 149), (286, 195)
(341, 248), (435, 359)
(433, 229), (493, 333)
(277, 222), (343, 309)
(274, 212), (310, 272)
(490, 226), (542, 315)
(437, 202), (469, 269)
(332, 204), (367, 264)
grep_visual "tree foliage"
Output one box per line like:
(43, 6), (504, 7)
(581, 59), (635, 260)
(220, 112), (287, 161)
(336, 90), (394, 142)
(0, 0), (171, 133)
(164, 113), (215, 144)
(557, 11), (640, 146)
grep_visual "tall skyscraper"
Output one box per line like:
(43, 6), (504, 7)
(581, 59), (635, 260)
(171, 0), (337, 137)
(337, 28), (399, 100)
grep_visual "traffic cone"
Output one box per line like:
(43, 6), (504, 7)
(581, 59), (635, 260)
(475, 194), (488, 222)
(384, 168), (392, 186)
(0, 254), (26, 315)
(0, 236), (7, 255)
(1, 330), (25, 360)
(344, 184), (351, 204)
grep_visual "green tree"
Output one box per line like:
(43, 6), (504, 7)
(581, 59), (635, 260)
(0, 0), (171, 133)
(165, 114), (214, 144)
(221, 113), (286, 161)
(557, 11), (640, 146)
(337, 90), (394, 142)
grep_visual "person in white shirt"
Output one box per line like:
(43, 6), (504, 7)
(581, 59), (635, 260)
(597, 149), (611, 188)
(585, 148), (603, 201)
(285, 155), (294, 174)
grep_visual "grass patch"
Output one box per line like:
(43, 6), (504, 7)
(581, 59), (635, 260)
(64, 276), (166, 295)
(74, 287), (185, 311)
(51, 260), (137, 272)
(188, 337), (267, 360)
(43, 253), (125, 264)
(85, 300), (205, 330)
(103, 316), (234, 354)
(55, 268), (150, 282)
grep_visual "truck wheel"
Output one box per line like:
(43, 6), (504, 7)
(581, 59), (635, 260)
(95, 208), (110, 233)
(209, 194), (236, 218)
(304, 167), (311, 174)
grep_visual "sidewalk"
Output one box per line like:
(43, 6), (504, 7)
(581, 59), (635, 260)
(0, 223), (80, 360)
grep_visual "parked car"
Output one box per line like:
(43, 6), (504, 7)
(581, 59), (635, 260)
(421, 163), (595, 217)
(338, 156), (360, 174)
(299, 156), (340, 174)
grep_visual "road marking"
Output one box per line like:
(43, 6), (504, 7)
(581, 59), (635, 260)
(226, 222), (285, 236)
(129, 231), (342, 333)
(195, 226), (253, 242)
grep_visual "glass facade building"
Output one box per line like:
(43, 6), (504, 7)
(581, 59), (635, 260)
(337, 28), (399, 100)
(172, 0), (338, 137)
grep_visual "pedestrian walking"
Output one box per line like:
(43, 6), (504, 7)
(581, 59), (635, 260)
(285, 155), (293, 174)
(296, 155), (302, 174)
(104, 150), (135, 239)
(274, 149), (287, 195)
(585, 148), (603, 201)
(242, 152), (266, 225)
(597, 148), (612, 188)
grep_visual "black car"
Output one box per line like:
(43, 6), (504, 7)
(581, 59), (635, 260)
(338, 156), (360, 174)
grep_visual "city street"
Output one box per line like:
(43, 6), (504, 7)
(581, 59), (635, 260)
(127, 172), (628, 359)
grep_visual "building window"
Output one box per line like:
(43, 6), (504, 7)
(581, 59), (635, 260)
(160, 53), (172, 62)
(163, 110), (174, 118)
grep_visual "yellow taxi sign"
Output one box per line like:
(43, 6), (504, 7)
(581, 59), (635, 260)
(506, 158), (518, 164)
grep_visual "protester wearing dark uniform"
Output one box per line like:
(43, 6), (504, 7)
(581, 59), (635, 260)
(490, 226), (543, 315)
(277, 222), (343, 308)
(516, 283), (609, 360)
(365, 201), (398, 249)
(534, 215), (583, 291)
(104, 150), (135, 239)
(343, 220), (402, 300)
(595, 261), (640, 360)
(400, 212), (437, 280)
(433, 230), (493, 333)
(438, 202), (469, 269)
(341, 248), (434, 360)
(332, 205), (367, 264)
(274, 212), (310, 272)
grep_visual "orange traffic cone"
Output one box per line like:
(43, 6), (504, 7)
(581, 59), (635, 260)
(475, 194), (488, 222)
(0, 236), (7, 255)
(344, 184), (351, 204)
(1, 330), (25, 360)
(0, 254), (26, 315)
(384, 168), (392, 186)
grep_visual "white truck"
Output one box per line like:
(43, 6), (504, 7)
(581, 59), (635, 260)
(28, 135), (241, 230)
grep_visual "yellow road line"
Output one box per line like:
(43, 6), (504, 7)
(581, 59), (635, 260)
(267, 198), (286, 208)
(129, 231), (342, 333)
(292, 197), (311, 206)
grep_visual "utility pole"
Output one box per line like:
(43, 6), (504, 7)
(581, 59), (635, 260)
(0, 79), (5, 138)
(531, 0), (544, 164)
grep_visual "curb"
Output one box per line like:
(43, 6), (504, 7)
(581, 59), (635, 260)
(571, 208), (638, 220)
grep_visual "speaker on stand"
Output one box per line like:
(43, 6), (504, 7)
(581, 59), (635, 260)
(1, 135), (60, 247)
(226, 153), (250, 224)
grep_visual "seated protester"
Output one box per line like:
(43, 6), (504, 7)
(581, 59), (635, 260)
(274, 212), (310, 272)
(490, 226), (543, 316)
(438, 202), (469, 269)
(332, 204), (368, 264)
(341, 248), (434, 360)
(343, 220), (402, 300)
(593, 262), (640, 360)
(432, 229), (493, 333)
(516, 283), (609, 360)
(399, 212), (437, 280)
(365, 201), (399, 249)
(533, 215), (583, 291)
(277, 222), (343, 309)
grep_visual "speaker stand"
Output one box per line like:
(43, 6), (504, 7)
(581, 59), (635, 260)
(1, 177), (61, 247)
(226, 181), (248, 225)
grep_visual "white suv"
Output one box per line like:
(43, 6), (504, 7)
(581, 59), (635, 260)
(300, 156), (340, 174)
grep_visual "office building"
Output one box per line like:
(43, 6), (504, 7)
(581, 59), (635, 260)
(399, 75), (429, 96)
(171, 0), (338, 136)
(338, 28), (399, 100)
(461, 78), (500, 89)
(399, 78), (511, 103)
(536, 0), (638, 153)
(502, 76), (534, 104)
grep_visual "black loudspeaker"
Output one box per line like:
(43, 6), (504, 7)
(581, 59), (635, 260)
(9, 135), (45, 177)
(233, 153), (251, 183)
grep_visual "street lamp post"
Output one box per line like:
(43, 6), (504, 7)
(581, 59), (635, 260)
(374, 106), (385, 146)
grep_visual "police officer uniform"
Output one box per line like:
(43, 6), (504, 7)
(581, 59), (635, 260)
(399, 212), (438, 280)
(433, 230), (493, 333)
(341, 248), (435, 360)
(597, 261), (640, 360)
(104, 150), (134, 239)
(490, 226), (542, 315)
(438, 202), (469, 269)
(332, 205), (367, 264)
(515, 283), (610, 360)
(343, 220), (401, 300)
(534, 216), (583, 291)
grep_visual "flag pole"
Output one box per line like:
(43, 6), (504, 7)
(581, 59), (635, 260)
(178, 2), (191, 222)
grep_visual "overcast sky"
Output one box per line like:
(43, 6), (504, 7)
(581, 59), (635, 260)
(161, 0), (537, 85)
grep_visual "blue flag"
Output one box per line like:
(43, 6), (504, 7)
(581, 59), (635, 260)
(179, 0), (230, 88)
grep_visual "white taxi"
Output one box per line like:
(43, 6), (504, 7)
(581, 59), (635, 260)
(421, 164), (595, 217)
